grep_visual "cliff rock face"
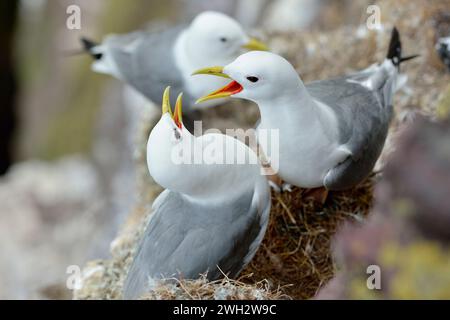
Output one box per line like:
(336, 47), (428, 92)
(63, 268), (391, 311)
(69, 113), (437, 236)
(0, 157), (102, 299)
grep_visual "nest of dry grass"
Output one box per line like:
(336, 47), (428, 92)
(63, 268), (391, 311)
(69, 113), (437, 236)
(74, 178), (374, 300)
(241, 179), (374, 299)
(139, 274), (290, 300)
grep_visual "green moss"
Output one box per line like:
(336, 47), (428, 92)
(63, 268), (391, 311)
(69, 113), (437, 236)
(349, 241), (450, 299)
(99, 0), (176, 34)
(437, 84), (450, 120)
(383, 242), (450, 299)
(348, 277), (383, 299)
(37, 62), (106, 159)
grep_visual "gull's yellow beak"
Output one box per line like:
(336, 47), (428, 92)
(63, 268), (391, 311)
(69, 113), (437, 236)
(162, 86), (173, 116)
(162, 86), (184, 129)
(173, 93), (183, 129)
(242, 37), (269, 51)
(191, 66), (230, 79)
(193, 67), (243, 104)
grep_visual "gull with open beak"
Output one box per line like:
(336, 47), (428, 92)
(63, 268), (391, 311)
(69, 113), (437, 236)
(81, 11), (268, 121)
(194, 28), (418, 201)
(123, 87), (271, 300)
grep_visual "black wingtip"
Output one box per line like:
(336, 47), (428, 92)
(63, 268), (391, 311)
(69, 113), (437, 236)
(80, 37), (97, 50)
(400, 54), (420, 63)
(80, 37), (103, 60)
(387, 27), (402, 66)
(386, 27), (419, 68)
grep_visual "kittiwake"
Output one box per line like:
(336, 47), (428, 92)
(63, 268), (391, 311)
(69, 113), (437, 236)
(194, 28), (418, 200)
(123, 87), (271, 299)
(81, 11), (268, 118)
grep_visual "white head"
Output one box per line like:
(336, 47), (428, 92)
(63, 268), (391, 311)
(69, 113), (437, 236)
(147, 87), (259, 202)
(193, 51), (304, 104)
(184, 11), (268, 65)
(147, 88), (186, 191)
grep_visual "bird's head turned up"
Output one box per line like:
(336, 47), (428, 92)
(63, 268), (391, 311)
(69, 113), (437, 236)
(146, 87), (191, 189)
(149, 86), (186, 147)
(193, 51), (303, 104)
(147, 86), (261, 201)
(185, 11), (268, 65)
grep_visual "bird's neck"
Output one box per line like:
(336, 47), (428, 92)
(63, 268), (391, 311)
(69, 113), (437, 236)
(258, 85), (316, 127)
(167, 134), (258, 205)
(257, 85), (339, 141)
(174, 31), (199, 69)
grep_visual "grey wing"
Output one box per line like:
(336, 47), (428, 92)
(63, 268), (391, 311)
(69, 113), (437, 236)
(104, 26), (196, 109)
(214, 177), (271, 279)
(123, 184), (270, 299)
(122, 191), (187, 300)
(103, 30), (146, 47)
(306, 74), (394, 190)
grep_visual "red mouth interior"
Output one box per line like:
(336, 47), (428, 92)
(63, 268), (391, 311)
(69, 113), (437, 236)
(173, 113), (182, 129)
(217, 80), (243, 95)
(173, 108), (183, 129)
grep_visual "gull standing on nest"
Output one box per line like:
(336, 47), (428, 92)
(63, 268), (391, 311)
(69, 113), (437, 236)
(123, 87), (271, 299)
(193, 28), (418, 202)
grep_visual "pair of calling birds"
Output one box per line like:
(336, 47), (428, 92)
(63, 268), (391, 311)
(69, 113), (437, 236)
(82, 12), (418, 299)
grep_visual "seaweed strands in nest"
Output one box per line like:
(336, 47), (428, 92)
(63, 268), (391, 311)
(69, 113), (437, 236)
(241, 177), (375, 299)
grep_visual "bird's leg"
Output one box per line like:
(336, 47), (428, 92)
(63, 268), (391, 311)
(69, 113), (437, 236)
(260, 155), (285, 193)
(265, 172), (293, 193)
(267, 174), (283, 193)
(281, 183), (293, 192)
(303, 187), (329, 204)
(249, 138), (291, 193)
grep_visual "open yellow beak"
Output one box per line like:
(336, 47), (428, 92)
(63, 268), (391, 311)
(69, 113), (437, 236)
(173, 93), (183, 129)
(162, 87), (173, 116)
(192, 67), (243, 104)
(242, 37), (269, 51)
(161, 86), (183, 128)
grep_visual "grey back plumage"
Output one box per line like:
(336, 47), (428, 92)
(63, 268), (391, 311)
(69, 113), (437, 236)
(123, 180), (270, 300)
(306, 70), (394, 190)
(104, 26), (196, 110)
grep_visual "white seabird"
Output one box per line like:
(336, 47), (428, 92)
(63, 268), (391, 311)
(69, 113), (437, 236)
(81, 11), (268, 115)
(194, 28), (418, 200)
(123, 87), (271, 300)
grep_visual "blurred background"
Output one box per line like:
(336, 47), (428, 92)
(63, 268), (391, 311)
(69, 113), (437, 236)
(1, 0), (449, 299)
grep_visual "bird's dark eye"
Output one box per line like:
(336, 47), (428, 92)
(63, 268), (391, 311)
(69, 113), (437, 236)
(220, 37), (227, 43)
(246, 76), (259, 83)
